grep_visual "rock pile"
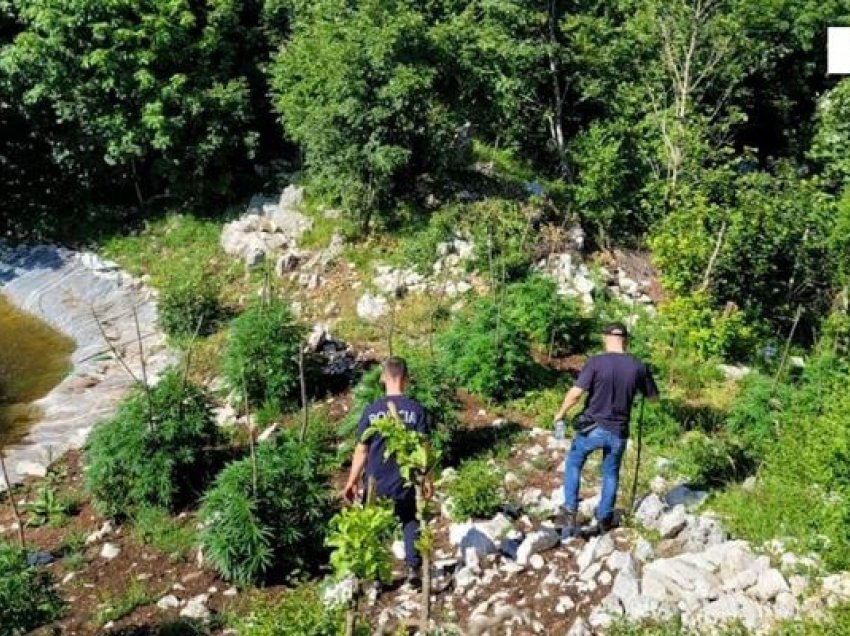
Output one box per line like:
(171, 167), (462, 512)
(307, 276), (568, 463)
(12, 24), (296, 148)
(221, 186), (314, 268)
(356, 237), (477, 322)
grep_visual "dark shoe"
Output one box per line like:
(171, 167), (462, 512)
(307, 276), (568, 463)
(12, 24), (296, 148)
(405, 565), (422, 591)
(598, 515), (617, 533)
(560, 508), (579, 540)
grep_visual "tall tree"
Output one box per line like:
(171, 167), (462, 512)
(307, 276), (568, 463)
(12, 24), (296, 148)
(2, 0), (263, 204)
(270, 0), (457, 229)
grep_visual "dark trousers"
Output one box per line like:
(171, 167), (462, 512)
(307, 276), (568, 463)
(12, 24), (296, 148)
(394, 489), (422, 568)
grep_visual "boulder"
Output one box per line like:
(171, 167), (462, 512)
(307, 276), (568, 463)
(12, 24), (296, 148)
(516, 528), (560, 565)
(635, 493), (665, 528)
(752, 568), (790, 602)
(180, 594), (211, 621)
(100, 543), (121, 560)
(658, 504), (688, 539)
(665, 484), (709, 509)
(157, 595), (181, 610)
(356, 293), (388, 321)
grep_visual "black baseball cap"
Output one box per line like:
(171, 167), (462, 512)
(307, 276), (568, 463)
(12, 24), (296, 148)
(602, 322), (629, 337)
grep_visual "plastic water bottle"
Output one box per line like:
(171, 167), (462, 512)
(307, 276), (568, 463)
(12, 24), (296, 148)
(554, 419), (566, 441)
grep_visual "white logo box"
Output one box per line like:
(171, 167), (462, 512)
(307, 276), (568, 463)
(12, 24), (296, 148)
(828, 27), (850, 75)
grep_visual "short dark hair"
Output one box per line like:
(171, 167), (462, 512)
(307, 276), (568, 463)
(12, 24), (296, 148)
(381, 356), (408, 380)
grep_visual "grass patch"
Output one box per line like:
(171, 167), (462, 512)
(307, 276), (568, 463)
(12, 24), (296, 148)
(94, 580), (155, 627)
(131, 506), (197, 562)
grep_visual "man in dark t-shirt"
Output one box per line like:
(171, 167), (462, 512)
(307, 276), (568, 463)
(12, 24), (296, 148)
(553, 322), (659, 536)
(342, 357), (431, 587)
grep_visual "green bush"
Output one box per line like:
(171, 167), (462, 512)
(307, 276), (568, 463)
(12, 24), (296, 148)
(437, 299), (536, 401)
(725, 372), (786, 462)
(505, 275), (595, 355)
(84, 368), (222, 518)
(712, 356), (850, 569)
(673, 431), (752, 488)
(221, 299), (305, 410)
(231, 585), (345, 636)
(158, 274), (223, 339)
(327, 502), (398, 585)
(0, 540), (65, 634)
(446, 457), (504, 520)
(199, 430), (334, 585)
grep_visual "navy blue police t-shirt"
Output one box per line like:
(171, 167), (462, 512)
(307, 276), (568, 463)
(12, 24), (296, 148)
(575, 352), (658, 438)
(355, 395), (430, 499)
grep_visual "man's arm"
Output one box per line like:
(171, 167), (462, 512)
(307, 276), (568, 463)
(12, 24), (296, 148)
(554, 385), (585, 422)
(342, 442), (368, 503)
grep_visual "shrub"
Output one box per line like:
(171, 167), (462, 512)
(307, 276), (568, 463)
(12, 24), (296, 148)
(725, 372), (786, 462)
(0, 540), (64, 634)
(231, 585), (345, 636)
(437, 299), (536, 401)
(505, 275), (595, 355)
(84, 368), (222, 518)
(653, 292), (756, 363)
(445, 457), (504, 520)
(712, 359), (850, 569)
(199, 430), (334, 585)
(221, 299), (305, 410)
(158, 273), (222, 339)
(673, 431), (752, 488)
(327, 502), (398, 584)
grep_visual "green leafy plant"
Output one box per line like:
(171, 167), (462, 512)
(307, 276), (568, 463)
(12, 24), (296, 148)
(326, 502), (398, 585)
(84, 367), (222, 518)
(437, 299), (537, 401)
(158, 273), (223, 339)
(199, 431), (333, 585)
(445, 457), (504, 520)
(363, 408), (430, 486)
(230, 585), (345, 636)
(25, 483), (76, 527)
(673, 431), (752, 488)
(221, 298), (305, 410)
(505, 274), (595, 355)
(0, 540), (65, 634)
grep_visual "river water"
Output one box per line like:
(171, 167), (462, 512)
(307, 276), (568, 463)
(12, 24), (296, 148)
(0, 294), (74, 447)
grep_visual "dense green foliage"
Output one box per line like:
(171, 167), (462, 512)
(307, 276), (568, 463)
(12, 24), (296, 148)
(158, 273), (223, 339)
(713, 353), (850, 570)
(231, 585), (345, 636)
(0, 541), (65, 635)
(445, 458), (504, 521)
(505, 275), (595, 355)
(326, 502), (397, 585)
(437, 299), (537, 401)
(84, 368), (221, 518)
(270, 0), (456, 227)
(221, 299), (305, 410)
(199, 430), (334, 585)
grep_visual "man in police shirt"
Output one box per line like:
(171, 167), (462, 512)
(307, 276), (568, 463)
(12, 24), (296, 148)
(342, 357), (432, 589)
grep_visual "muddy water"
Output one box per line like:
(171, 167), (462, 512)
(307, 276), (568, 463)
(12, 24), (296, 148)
(0, 294), (75, 447)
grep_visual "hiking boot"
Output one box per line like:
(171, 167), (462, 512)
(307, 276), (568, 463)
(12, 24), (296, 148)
(560, 508), (579, 540)
(598, 515), (617, 533)
(405, 565), (422, 591)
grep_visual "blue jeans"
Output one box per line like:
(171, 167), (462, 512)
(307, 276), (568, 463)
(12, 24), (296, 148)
(564, 426), (627, 522)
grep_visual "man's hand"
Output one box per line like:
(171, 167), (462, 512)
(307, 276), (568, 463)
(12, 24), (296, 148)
(341, 481), (358, 505)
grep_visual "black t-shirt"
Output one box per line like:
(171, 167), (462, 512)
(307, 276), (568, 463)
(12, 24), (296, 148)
(575, 352), (658, 437)
(355, 395), (430, 499)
